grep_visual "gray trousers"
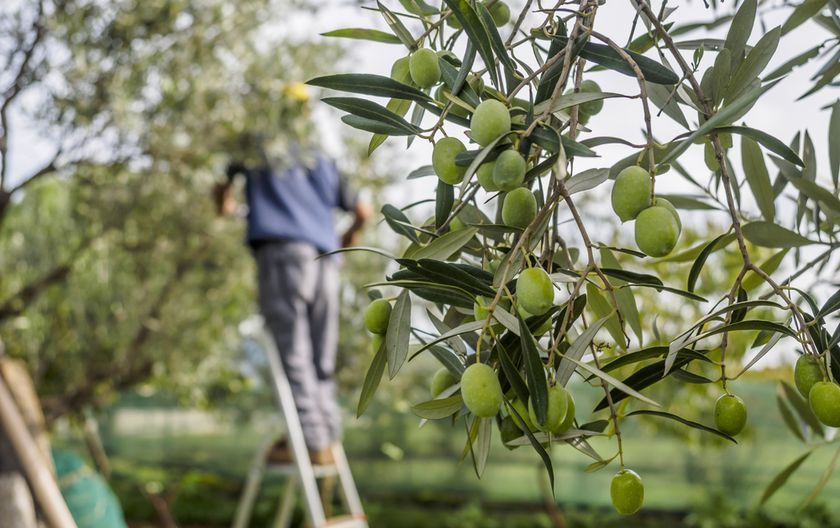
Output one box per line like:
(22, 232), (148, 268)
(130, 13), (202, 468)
(256, 241), (340, 450)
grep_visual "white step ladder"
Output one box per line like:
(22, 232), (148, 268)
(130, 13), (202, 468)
(232, 323), (368, 528)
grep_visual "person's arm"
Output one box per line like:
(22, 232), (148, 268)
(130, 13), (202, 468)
(335, 170), (372, 247)
(341, 199), (373, 248)
(213, 162), (246, 217)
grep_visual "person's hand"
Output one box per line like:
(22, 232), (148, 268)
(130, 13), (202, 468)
(213, 182), (236, 216)
(341, 229), (360, 248)
(341, 201), (372, 247)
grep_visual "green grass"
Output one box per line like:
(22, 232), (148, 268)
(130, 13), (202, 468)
(53, 378), (840, 526)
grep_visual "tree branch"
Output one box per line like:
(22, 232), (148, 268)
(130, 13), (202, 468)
(42, 245), (207, 423)
(0, 236), (94, 322)
(0, 0), (46, 189)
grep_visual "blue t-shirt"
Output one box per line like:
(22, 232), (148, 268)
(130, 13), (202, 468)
(229, 153), (357, 253)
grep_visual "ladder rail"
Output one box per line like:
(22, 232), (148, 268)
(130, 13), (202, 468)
(258, 328), (329, 527)
(231, 434), (275, 528)
(231, 318), (368, 528)
(330, 444), (365, 518)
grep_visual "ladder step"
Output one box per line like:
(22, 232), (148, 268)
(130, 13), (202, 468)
(321, 514), (368, 528)
(265, 462), (340, 478)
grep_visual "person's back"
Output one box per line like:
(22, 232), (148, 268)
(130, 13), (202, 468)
(236, 148), (359, 253)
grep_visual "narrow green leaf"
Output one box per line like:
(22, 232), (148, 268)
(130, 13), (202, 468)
(687, 233), (729, 293)
(435, 180), (455, 230)
(736, 330), (784, 378)
(386, 290), (412, 378)
(412, 394), (464, 419)
(784, 172), (840, 213)
(622, 282), (708, 302)
(716, 125), (804, 167)
(476, 1), (515, 72)
(519, 316), (548, 424)
(799, 445), (840, 510)
(505, 400), (554, 492)
(321, 245), (396, 260)
(341, 115), (414, 135)
(497, 341), (530, 405)
(830, 100), (840, 188)
(398, 0), (437, 16)
(453, 41), (476, 97)
(599, 346), (712, 374)
(781, 0), (828, 35)
(818, 289), (840, 319)
(594, 357), (691, 411)
(601, 268), (663, 287)
(741, 136), (776, 221)
(626, 410), (737, 443)
(357, 339), (388, 417)
(760, 451), (813, 505)
(600, 249), (643, 345)
(674, 38), (732, 51)
(411, 226), (477, 261)
(442, 0), (498, 86)
(534, 91), (626, 116)
(742, 249), (788, 291)
(561, 353), (661, 407)
(660, 80), (781, 165)
(553, 36), (679, 85)
(413, 320), (485, 356)
(556, 314), (612, 386)
(799, 59), (840, 99)
(646, 82), (690, 129)
(321, 28), (402, 44)
(741, 222), (815, 248)
(376, 0), (416, 49)
(701, 319), (796, 340)
(708, 49), (732, 107)
(777, 394), (806, 442)
(535, 33), (587, 103)
(439, 59), (481, 108)
(780, 382), (825, 437)
(660, 232), (736, 263)
(307, 73), (434, 103)
(765, 44), (822, 81)
(428, 344), (465, 377)
(586, 283), (625, 347)
(470, 416), (492, 478)
(724, 0), (756, 69)
(523, 125), (598, 157)
(724, 27), (781, 103)
(323, 97), (421, 135)
(565, 168), (610, 195)
(382, 204), (421, 243)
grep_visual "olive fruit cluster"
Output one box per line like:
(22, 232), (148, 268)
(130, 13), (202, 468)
(794, 355), (840, 427)
(610, 166), (681, 257)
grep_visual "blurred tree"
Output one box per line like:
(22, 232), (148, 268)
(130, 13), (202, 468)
(0, 0), (392, 424)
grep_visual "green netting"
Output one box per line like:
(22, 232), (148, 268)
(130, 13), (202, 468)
(52, 449), (128, 528)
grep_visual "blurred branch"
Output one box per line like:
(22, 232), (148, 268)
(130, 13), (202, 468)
(42, 243), (210, 423)
(0, 0), (46, 190)
(0, 235), (95, 322)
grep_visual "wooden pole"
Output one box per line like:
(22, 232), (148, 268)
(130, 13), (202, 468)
(0, 373), (77, 528)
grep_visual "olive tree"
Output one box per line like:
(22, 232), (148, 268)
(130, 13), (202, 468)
(0, 0), (350, 417)
(314, 0), (840, 514)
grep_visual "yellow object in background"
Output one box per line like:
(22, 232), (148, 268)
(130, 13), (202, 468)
(283, 82), (310, 103)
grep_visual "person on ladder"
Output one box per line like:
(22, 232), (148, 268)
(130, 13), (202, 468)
(214, 81), (372, 467)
